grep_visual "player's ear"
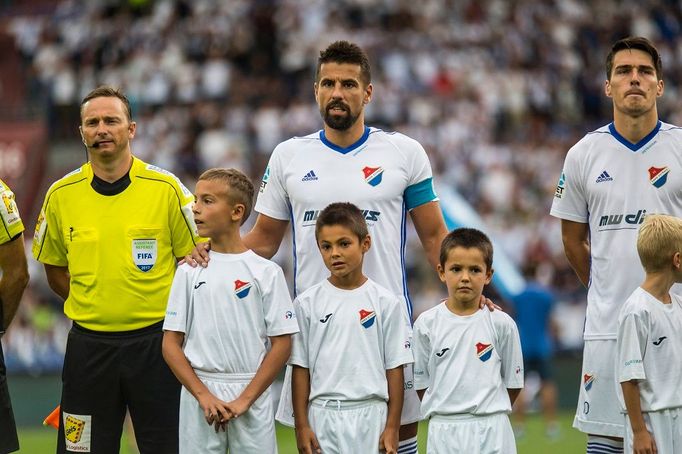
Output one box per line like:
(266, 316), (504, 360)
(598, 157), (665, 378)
(604, 79), (612, 98)
(485, 268), (494, 285)
(363, 83), (373, 105)
(657, 79), (664, 97)
(437, 264), (446, 283)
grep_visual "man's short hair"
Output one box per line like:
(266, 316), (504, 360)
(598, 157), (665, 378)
(606, 36), (663, 81)
(316, 41), (371, 86)
(439, 228), (494, 271)
(637, 214), (682, 273)
(198, 168), (255, 225)
(315, 202), (369, 242)
(80, 86), (133, 122)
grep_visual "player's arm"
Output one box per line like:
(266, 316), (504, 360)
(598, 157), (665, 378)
(622, 379), (657, 454)
(161, 330), (230, 428)
(43, 264), (70, 301)
(507, 388), (521, 406)
(243, 213), (289, 259)
(409, 201), (447, 270)
(225, 333), (292, 417)
(560, 219), (591, 287)
(292, 365), (321, 454)
(380, 366), (404, 454)
(0, 233), (29, 330)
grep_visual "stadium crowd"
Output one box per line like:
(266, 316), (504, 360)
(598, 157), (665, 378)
(5, 0), (682, 372)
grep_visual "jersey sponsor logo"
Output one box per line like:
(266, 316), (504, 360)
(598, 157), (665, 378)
(234, 279), (252, 299)
(319, 313), (332, 323)
(132, 239), (157, 272)
(302, 170), (318, 181)
(583, 373), (594, 391)
(302, 209), (381, 227)
(63, 413), (91, 452)
(649, 166), (670, 188)
(363, 166), (384, 187)
(359, 309), (376, 328)
(259, 166), (270, 193)
(0, 188), (21, 225)
(595, 170), (613, 183)
(435, 347), (449, 357)
(476, 342), (493, 362)
(653, 336), (667, 346)
(598, 209), (646, 228)
(194, 281), (206, 289)
(34, 210), (46, 244)
(554, 171), (566, 199)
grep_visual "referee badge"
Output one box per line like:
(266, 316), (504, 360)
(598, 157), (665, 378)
(132, 239), (157, 272)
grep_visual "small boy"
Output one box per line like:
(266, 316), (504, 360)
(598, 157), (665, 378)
(413, 228), (524, 453)
(616, 214), (682, 454)
(290, 202), (413, 454)
(162, 168), (298, 453)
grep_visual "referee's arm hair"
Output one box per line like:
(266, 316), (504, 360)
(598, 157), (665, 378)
(44, 264), (70, 300)
(243, 214), (289, 259)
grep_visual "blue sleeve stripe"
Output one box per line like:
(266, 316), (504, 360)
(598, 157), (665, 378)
(404, 178), (437, 210)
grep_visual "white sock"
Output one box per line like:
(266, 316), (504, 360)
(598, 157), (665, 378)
(586, 435), (623, 453)
(397, 436), (418, 454)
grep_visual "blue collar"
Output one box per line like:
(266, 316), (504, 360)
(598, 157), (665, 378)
(608, 120), (661, 151)
(319, 126), (370, 154)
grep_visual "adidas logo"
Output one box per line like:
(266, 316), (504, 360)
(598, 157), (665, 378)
(596, 171), (613, 183)
(302, 170), (318, 181)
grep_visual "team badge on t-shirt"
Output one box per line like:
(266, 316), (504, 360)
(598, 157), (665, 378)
(363, 166), (384, 187)
(583, 373), (594, 391)
(648, 166), (670, 188)
(132, 239), (157, 272)
(359, 309), (376, 328)
(234, 279), (252, 299)
(476, 342), (493, 362)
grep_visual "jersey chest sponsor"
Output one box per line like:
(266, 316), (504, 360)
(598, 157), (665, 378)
(302, 209), (381, 227)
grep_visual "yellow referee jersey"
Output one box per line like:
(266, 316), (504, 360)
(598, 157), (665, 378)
(0, 178), (24, 244)
(33, 158), (199, 331)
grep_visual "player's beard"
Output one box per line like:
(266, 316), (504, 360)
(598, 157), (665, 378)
(322, 101), (359, 131)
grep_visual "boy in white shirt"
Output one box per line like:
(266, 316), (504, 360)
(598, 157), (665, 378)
(290, 202), (413, 454)
(162, 168), (298, 453)
(617, 214), (682, 454)
(413, 228), (524, 453)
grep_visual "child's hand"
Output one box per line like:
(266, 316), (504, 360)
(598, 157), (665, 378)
(295, 426), (321, 454)
(633, 428), (657, 454)
(224, 396), (251, 419)
(198, 394), (231, 429)
(379, 427), (398, 454)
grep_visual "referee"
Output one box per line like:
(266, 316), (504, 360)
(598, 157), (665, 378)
(0, 179), (29, 454)
(33, 87), (199, 454)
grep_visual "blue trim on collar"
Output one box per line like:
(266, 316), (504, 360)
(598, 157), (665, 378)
(608, 121), (661, 151)
(319, 126), (370, 154)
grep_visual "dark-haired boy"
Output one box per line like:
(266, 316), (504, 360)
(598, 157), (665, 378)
(290, 202), (413, 454)
(413, 228), (523, 453)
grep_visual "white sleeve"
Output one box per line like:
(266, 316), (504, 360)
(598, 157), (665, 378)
(412, 316), (431, 390)
(497, 315), (524, 389)
(550, 144), (588, 223)
(382, 296), (414, 370)
(617, 311), (648, 382)
(261, 264), (299, 337)
(254, 144), (291, 221)
(163, 266), (191, 333)
(288, 297), (310, 368)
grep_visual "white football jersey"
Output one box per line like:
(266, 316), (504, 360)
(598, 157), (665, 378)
(617, 288), (682, 412)
(550, 121), (682, 339)
(413, 303), (523, 418)
(163, 250), (299, 374)
(255, 127), (437, 320)
(289, 279), (413, 402)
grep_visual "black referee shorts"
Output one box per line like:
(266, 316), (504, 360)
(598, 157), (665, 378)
(57, 321), (180, 454)
(0, 344), (19, 454)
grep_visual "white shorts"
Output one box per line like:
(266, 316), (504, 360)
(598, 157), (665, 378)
(179, 371), (277, 454)
(309, 399), (387, 454)
(624, 407), (682, 454)
(573, 339), (624, 437)
(426, 413), (516, 454)
(276, 364), (420, 427)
